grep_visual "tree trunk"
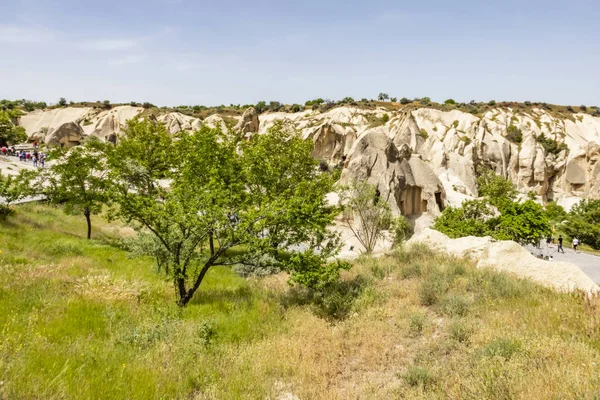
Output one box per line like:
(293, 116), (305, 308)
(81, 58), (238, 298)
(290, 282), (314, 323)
(178, 262), (213, 307)
(176, 275), (187, 306)
(84, 208), (92, 240)
(209, 232), (215, 256)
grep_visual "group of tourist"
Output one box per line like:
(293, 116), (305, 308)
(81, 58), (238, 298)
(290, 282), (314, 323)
(0, 145), (47, 168)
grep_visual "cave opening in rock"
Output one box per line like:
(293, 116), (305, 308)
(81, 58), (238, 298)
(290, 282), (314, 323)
(435, 192), (444, 211)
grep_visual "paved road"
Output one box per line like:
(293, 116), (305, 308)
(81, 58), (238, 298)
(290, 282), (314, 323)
(526, 243), (600, 284)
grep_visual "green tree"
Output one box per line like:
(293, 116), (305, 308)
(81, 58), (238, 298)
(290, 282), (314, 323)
(0, 111), (28, 146)
(58, 97), (67, 107)
(255, 101), (267, 113)
(563, 200), (600, 249)
(545, 201), (567, 223)
(434, 199), (495, 238)
(444, 98), (456, 105)
(378, 93), (390, 101)
(0, 171), (33, 219)
(400, 97), (411, 104)
(477, 169), (518, 206)
(109, 120), (343, 306)
(340, 181), (392, 253)
(39, 137), (111, 239)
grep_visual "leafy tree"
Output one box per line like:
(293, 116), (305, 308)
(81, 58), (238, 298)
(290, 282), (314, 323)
(39, 137), (111, 239)
(109, 120), (343, 306)
(340, 181), (392, 253)
(58, 97), (67, 107)
(142, 102), (154, 109)
(434, 199), (495, 238)
(400, 97), (411, 105)
(544, 201), (567, 223)
(255, 101), (267, 113)
(477, 169), (518, 206)
(340, 97), (355, 103)
(378, 93), (390, 101)
(563, 200), (600, 249)
(103, 100), (111, 109)
(390, 97), (397, 103)
(491, 200), (551, 244)
(0, 171), (33, 219)
(0, 111), (28, 146)
(290, 104), (302, 112)
(488, 100), (496, 106)
(419, 97), (431, 105)
(268, 101), (283, 111)
(444, 98), (456, 105)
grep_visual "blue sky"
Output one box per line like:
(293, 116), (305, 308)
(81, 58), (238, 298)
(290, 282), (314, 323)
(1, 0), (599, 106)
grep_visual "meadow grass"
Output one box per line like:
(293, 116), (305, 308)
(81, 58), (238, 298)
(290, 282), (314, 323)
(1, 204), (599, 399)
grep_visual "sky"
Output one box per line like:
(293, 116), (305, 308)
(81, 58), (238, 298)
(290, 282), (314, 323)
(1, 0), (599, 107)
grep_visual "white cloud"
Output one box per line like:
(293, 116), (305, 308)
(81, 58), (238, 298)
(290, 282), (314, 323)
(80, 39), (138, 51)
(0, 24), (55, 44)
(108, 54), (147, 66)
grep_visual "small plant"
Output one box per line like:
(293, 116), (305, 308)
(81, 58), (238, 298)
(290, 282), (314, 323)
(452, 120), (459, 129)
(524, 101), (532, 106)
(419, 276), (446, 306)
(449, 320), (472, 343)
(401, 366), (435, 388)
(439, 294), (471, 317)
(400, 263), (423, 279)
(419, 128), (429, 139)
(290, 104), (302, 112)
(566, 105), (574, 112)
(198, 319), (217, 347)
(534, 133), (568, 155)
(482, 338), (522, 360)
(381, 113), (390, 124)
(400, 97), (411, 105)
(488, 100), (496, 106)
(409, 312), (427, 336)
(580, 105), (587, 111)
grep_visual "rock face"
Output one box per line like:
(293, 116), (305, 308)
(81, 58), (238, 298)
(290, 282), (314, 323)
(340, 130), (446, 216)
(45, 122), (85, 148)
(17, 104), (600, 214)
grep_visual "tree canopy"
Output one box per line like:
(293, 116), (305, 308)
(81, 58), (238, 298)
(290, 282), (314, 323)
(0, 110), (28, 146)
(108, 119), (345, 306)
(563, 199), (600, 249)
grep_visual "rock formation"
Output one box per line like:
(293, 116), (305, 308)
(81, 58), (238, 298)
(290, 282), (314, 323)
(45, 122), (85, 148)
(16, 104), (600, 214)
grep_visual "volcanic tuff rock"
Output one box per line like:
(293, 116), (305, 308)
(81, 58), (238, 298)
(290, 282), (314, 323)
(16, 104), (600, 213)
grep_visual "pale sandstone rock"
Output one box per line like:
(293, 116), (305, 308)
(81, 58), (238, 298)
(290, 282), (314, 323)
(408, 228), (599, 294)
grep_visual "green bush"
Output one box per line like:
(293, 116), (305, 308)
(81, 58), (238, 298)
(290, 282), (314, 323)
(400, 263), (423, 279)
(400, 97), (411, 105)
(402, 366), (435, 388)
(409, 312), (427, 336)
(482, 338), (522, 360)
(488, 100), (496, 106)
(534, 133), (568, 155)
(439, 294), (471, 317)
(563, 199), (600, 249)
(449, 320), (472, 343)
(505, 125), (523, 143)
(419, 276), (447, 306)
(445, 98), (456, 105)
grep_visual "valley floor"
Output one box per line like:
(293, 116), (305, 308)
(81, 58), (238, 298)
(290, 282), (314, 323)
(1, 204), (599, 399)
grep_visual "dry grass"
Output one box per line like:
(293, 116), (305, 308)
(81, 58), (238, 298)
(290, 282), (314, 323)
(1, 205), (600, 399)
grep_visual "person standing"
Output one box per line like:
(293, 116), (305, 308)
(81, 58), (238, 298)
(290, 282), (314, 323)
(557, 235), (565, 254)
(573, 237), (579, 253)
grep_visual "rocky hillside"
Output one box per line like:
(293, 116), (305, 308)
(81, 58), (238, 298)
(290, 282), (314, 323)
(17, 104), (600, 214)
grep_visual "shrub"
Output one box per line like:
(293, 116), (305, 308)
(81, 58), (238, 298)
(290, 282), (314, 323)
(58, 97), (67, 107)
(524, 101), (532, 106)
(580, 105), (587, 111)
(409, 312), (427, 336)
(130, 101), (138, 107)
(419, 97), (431, 105)
(381, 113), (390, 124)
(392, 215), (412, 245)
(142, 102), (154, 109)
(449, 320), (472, 343)
(505, 125), (523, 143)
(566, 106), (574, 112)
(419, 276), (447, 306)
(444, 98), (456, 105)
(402, 366), (435, 388)
(400, 263), (423, 279)
(563, 199), (600, 249)
(439, 294), (471, 317)
(340, 97), (354, 103)
(488, 100), (496, 106)
(482, 338), (522, 360)
(534, 133), (568, 155)
(390, 97), (397, 102)
(419, 128), (429, 139)
(400, 97), (411, 105)
(290, 104), (302, 113)
(318, 160), (329, 172)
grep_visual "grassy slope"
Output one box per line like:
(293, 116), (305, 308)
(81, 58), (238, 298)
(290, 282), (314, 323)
(1, 204), (599, 399)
